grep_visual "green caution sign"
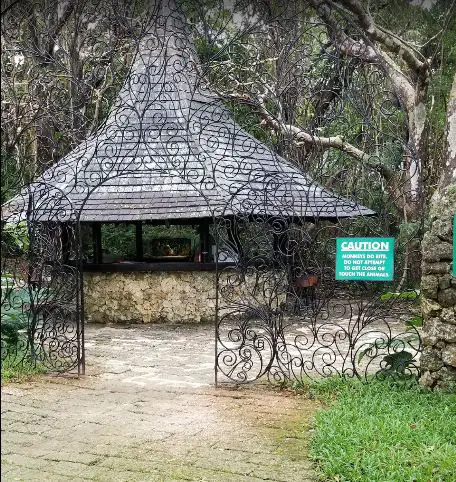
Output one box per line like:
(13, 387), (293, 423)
(336, 237), (394, 281)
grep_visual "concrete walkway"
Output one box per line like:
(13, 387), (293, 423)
(1, 324), (318, 481)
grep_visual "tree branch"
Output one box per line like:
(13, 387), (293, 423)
(88, 67), (110, 136)
(308, 0), (378, 63)
(309, 0), (419, 111)
(1, 0), (21, 17)
(47, 0), (76, 60)
(335, 0), (427, 75)
(218, 90), (394, 181)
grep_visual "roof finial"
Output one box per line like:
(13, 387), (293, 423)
(106, 0), (198, 121)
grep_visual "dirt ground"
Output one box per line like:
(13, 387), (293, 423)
(1, 323), (319, 481)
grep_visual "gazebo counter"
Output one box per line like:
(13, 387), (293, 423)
(82, 262), (290, 324)
(84, 263), (235, 323)
(83, 263), (224, 324)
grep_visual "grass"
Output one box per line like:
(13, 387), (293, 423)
(298, 377), (456, 482)
(1, 349), (47, 384)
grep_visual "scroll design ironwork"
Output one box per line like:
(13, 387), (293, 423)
(215, 220), (422, 384)
(1, 1), (423, 381)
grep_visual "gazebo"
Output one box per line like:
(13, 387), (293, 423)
(3, 0), (373, 324)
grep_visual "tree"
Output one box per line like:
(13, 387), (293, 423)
(207, 0), (455, 222)
(198, 0), (454, 286)
(1, 0), (151, 192)
(2, 0), (454, 288)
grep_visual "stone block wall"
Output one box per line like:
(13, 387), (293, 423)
(83, 268), (288, 324)
(420, 186), (456, 389)
(83, 271), (217, 324)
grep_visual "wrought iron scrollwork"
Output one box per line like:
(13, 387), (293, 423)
(1, 0), (423, 382)
(215, 215), (422, 384)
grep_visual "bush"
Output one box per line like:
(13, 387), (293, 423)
(1, 276), (29, 347)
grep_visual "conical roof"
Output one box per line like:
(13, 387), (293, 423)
(3, 0), (374, 223)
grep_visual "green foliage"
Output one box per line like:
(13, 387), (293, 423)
(380, 350), (414, 375)
(1, 309), (27, 347)
(1, 277), (30, 347)
(405, 315), (423, 328)
(308, 378), (456, 482)
(1, 346), (46, 384)
(357, 337), (416, 362)
(224, 100), (271, 144)
(1, 276), (48, 382)
(1, 150), (22, 203)
(2, 222), (30, 254)
(101, 223), (136, 259)
(424, 2), (456, 129)
(142, 225), (199, 247)
(292, 375), (350, 401)
(379, 290), (419, 301)
(355, 309), (422, 377)
(82, 223), (201, 261)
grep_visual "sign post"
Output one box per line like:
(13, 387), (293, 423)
(336, 237), (394, 281)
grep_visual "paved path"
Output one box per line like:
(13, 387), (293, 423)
(1, 324), (318, 481)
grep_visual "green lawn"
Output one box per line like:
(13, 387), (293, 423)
(1, 349), (46, 384)
(304, 378), (456, 482)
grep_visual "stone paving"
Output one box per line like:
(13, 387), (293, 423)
(1, 323), (318, 481)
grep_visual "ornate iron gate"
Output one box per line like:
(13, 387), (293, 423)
(214, 216), (422, 384)
(1, 0), (424, 383)
(1, 187), (83, 374)
(207, 0), (424, 385)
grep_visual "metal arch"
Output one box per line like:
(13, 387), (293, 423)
(1, 0), (423, 382)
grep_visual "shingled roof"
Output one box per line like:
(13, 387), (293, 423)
(3, 0), (374, 223)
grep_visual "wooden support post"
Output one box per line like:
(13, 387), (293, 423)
(135, 222), (143, 262)
(92, 223), (102, 264)
(199, 221), (210, 263)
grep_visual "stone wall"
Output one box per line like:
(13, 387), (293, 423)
(83, 271), (217, 324)
(420, 186), (456, 389)
(83, 268), (288, 324)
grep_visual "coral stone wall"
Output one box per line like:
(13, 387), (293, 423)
(420, 187), (456, 389)
(83, 271), (217, 324)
